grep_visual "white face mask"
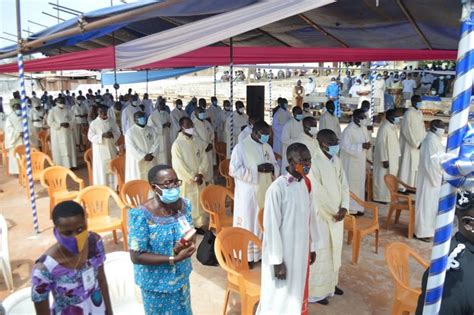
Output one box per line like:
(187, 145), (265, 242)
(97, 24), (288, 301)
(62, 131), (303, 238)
(237, 107), (245, 114)
(183, 127), (194, 135)
(359, 118), (368, 126)
(308, 127), (318, 136)
(431, 90), (437, 96)
(132, 101), (139, 106)
(434, 127), (445, 137)
(58, 104), (65, 109)
(393, 117), (401, 125)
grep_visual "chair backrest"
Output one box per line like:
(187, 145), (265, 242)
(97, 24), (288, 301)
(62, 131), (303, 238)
(2, 287), (36, 314)
(215, 142), (226, 161)
(214, 227), (262, 276)
(104, 251), (141, 304)
(219, 159), (234, 191)
(384, 174), (399, 201)
(76, 185), (125, 220)
(120, 180), (152, 208)
(13, 144), (38, 159)
(22, 151), (54, 180)
(40, 166), (81, 194)
(110, 155), (125, 191)
(84, 148), (93, 185)
(116, 134), (125, 155)
(350, 192), (379, 226)
(0, 215), (10, 270)
(38, 130), (50, 153)
(200, 185), (233, 232)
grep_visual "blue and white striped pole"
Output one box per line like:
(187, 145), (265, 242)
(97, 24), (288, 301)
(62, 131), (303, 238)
(229, 38), (234, 151)
(423, 1), (474, 313)
(268, 69), (273, 123)
(370, 62), (376, 125)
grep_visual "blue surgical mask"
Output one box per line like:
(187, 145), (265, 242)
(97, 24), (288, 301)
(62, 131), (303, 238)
(156, 186), (181, 204)
(137, 117), (147, 127)
(295, 114), (303, 121)
(327, 144), (340, 157)
(416, 102), (423, 109)
(198, 112), (206, 120)
(259, 134), (270, 144)
(15, 109), (22, 116)
(393, 117), (400, 124)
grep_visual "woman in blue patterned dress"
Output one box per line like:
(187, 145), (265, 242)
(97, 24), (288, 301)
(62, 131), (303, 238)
(128, 164), (197, 315)
(31, 201), (113, 314)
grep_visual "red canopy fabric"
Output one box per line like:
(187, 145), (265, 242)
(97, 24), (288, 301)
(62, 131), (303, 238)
(0, 46), (457, 73)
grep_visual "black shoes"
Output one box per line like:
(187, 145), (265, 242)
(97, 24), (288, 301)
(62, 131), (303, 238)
(334, 286), (344, 295)
(317, 298), (329, 305)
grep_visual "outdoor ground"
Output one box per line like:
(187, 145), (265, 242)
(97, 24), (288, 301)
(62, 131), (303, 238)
(0, 151), (434, 315)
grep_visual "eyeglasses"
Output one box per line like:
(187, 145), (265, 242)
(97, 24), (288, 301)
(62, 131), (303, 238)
(154, 179), (183, 189)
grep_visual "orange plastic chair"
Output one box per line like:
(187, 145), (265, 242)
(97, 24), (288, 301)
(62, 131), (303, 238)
(385, 242), (429, 315)
(257, 208), (264, 232)
(116, 134), (125, 155)
(0, 131), (8, 172)
(110, 155), (125, 192)
(84, 148), (93, 186)
(38, 129), (50, 156)
(120, 180), (152, 209)
(214, 227), (261, 315)
(344, 192), (380, 264)
(366, 168), (373, 202)
(200, 185), (234, 233)
(75, 185), (128, 251)
(40, 166), (85, 216)
(14, 145), (39, 186)
(219, 159), (234, 193)
(215, 142), (227, 168)
(20, 151), (54, 198)
(384, 174), (416, 239)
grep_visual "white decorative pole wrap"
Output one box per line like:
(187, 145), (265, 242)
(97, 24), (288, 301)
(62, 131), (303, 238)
(229, 38), (234, 151)
(423, 1), (474, 313)
(370, 62), (376, 124)
(268, 69), (273, 123)
(213, 66), (217, 97)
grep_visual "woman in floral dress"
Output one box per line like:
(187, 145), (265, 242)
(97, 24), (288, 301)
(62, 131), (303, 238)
(31, 201), (113, 314)
(128, 164), (197, 315)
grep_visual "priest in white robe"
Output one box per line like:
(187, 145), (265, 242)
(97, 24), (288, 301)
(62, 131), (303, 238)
(141, 93), (153, 118)
(271, 98), (292, 156)
(257, 143), (320, 315)
(87, 106), (121, 188)
(206, 96), (227, 142)
(192, 107), (215, 183)
(170, 99), (187, 142)
(374, 74), (386, 114)
(415, 120), (445, 240)
(148, 100), (172, 164)
(340, 109), (371, 215)
(224, 101), (249, 158)
(47, 98), (77, 169)
(71, 98), (89, 150)
(171, 117), (209, 229)
(309, 129), (349, 305)
(125, 112), (160, 182)
(4, 104), (23, 175)
(399, 95), (426, 187)
(121, 96), (140, 134)
(230, 121), (279, 262)
(280, 106), (304, 174)
(319, 101), (341, 139)
(238, 116), (259, 143)
(373, 109), (401, 203)
(29, 99), (44, 148)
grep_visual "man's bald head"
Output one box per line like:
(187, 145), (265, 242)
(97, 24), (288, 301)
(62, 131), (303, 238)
(286, 142), (310, 164)
(302, 116), (317, 129)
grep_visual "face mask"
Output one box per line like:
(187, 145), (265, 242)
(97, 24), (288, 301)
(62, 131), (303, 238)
(355, 82), (360, 86)
(308, 127), (318, 136)
(132, 101), (139, 106)
(259, 134), (270, 144)
(439, 76), (445, 80)
(198, 112), (206, 120)
(376, 76), (382, 80)
(177, 104), (183, 110)
(393, 117), (400, 124)
(155, 186), (181, 204)
(15, 109), (21, 116)
(212, 101), (218, 106)
(295, 114), (303, 121)
(431, 90), (437, 95)
(416, 102), (423, 109)
(184, 127), (194, 135)
(54, 228), (88, 255)
(58, 104), (65, 109)
(77, 100), (83, 105)
(434, 127), (445, 137)
(326, 144), (340, 157)
(358, 118), (368, 126)
(295, 163), (311, 175)
(224, 106), (231, 111)
(238, 107), (245, 114)
(137, 117), (147, 127)
(364, 79), (370, 84)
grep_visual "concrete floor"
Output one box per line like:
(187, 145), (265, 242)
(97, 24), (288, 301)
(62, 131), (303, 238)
(0, 154), (434, 315)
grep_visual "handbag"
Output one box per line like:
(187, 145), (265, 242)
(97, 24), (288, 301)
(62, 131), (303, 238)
(196, 230), (218, 266)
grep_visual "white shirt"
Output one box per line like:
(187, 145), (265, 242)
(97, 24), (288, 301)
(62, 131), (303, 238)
(402, 79), (417, 93)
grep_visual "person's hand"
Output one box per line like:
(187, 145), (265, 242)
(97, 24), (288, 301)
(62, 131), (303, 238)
(205, 144), (213, 152)
(273, 263), (287, 280)
(418, 144), (421, 149)
(310, 252), (316, 265)
(60, 122), (70, 128)
(258, 163), (274, 173)
(144, 153), (154, 161)
(367, 125), (374, 131)
(382, 161), (389, 169)
(175, 244), (196, 262)
(362, 142), (372, 150)
(333, 207), (347, 222)
(102, 131), (113, 139)
(173, 239), (193, 255)
(194, 174), (204, 185)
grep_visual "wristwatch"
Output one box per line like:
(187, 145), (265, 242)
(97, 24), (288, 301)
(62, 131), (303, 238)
(169, 256), (175, 266)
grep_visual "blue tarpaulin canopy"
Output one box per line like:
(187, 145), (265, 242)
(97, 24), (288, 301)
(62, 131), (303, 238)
(101, 67), (207, 85)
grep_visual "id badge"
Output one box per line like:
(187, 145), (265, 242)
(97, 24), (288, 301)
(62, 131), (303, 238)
(177, 216), (192, 234)
(82, 267), (95, 291)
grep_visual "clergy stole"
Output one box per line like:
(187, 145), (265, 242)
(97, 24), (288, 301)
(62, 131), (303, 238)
(242, 136), (274, 209)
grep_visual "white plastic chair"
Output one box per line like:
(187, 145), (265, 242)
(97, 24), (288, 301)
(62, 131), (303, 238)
(0, 214), (13, 291)
(2, 287), (35, 314)
(104, 251), (144, 315)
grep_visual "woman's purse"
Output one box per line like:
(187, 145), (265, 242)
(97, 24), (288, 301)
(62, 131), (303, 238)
(196, 230), (218, 266)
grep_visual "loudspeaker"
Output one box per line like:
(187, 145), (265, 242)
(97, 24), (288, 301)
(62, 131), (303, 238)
(246, 85), (265, 121)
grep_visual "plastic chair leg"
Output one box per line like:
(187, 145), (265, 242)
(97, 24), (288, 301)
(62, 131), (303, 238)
(222, 288), (231, 315)
(121, 226), (128, 251)
(394, 209), (401, 224)
(375, 229), (379, 254)
(408, 207), (414, 239)
(352, 233), (361, 265)
(385, 206), (395, 229)
(112, 230), (118, 244)
(347, 231), (353, 245)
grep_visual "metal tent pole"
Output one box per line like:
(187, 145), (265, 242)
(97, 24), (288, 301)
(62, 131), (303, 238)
(229, 37), (234, 152)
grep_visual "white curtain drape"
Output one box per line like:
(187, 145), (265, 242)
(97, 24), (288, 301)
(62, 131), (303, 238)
(115, 0), (334, 69)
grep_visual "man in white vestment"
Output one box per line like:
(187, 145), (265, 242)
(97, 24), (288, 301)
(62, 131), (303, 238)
(415, 120), (445, 241)
(125, 111), (160, 182)
(88, 106), (121, 188)
(71, 98), (89, 151)
(238, 116), (259, 143)
(192, 107), (215, 183)
(356, 79), (371, 107)
(373, 109), (401, 203)
(399, 95), (426, 187)
(309, 129), (349, 305)
(257, 143), (319, 315)
(121, 95), (140, 134)
(230, 121), (279, 263)
(319, 101), (341, 139)
(206, 96), (227, 142)
(47, 98), (77, 169)
(171, 117), (209, 229)
(374, 74), (386, 114)
(223, 100), (233, 120)
(302, 102), (313, 118)
(170, 99), (187, 142)
(289, 117), (320, 157)
(4, 103), (23, 175)
(148, 99), (172, 164)
(340, 109), (371, 215)
(141, 93), (153, 118)
(348, 79), (361, 98)
(280, 106), (304, 174)
(224, 101), (248, 158)
(29, 99), (44, 148)
(271, 98), (292, 157)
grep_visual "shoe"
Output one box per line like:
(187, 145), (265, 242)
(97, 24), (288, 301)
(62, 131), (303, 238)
(354, 212), (365, 217)
(317, 298), (329, 305)
(334, 286), (344, 295)
(414, 235), (432, 243)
